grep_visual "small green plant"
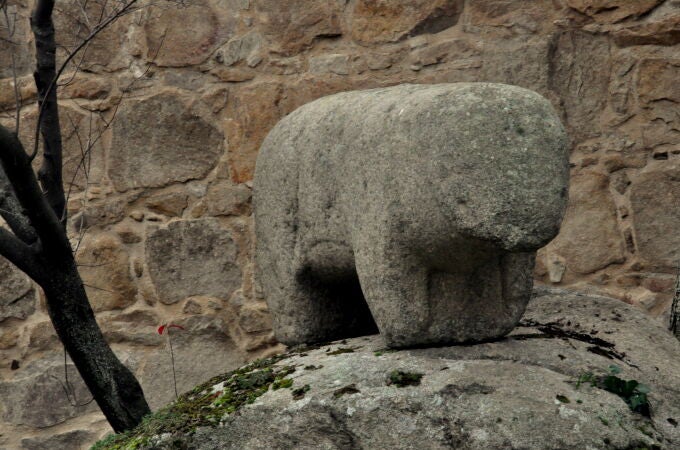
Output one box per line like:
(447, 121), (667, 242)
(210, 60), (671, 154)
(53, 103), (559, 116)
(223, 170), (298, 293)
(576, 365), (651, 416)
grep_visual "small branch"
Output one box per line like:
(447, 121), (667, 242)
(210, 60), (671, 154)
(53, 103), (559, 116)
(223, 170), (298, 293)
(11, 53), (20, 133)
(0, 164), (38, 244)
(0, 226), (43, 281)
(670, 267), (680, 340)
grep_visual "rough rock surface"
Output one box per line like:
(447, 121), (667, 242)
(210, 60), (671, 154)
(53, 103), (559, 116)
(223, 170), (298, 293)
(110, 289), (680, 449)
(255, 83), (569, 348)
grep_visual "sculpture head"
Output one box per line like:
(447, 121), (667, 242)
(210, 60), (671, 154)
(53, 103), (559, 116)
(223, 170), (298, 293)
(428, 83), (570, 252)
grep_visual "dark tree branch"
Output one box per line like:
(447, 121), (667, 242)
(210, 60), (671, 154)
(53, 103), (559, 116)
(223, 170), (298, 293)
(0, 124), (71, 259)
(31, 0), (66, 223)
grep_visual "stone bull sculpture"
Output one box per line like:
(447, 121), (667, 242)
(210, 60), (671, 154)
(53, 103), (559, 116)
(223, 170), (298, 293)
(254, 83), (569, 348)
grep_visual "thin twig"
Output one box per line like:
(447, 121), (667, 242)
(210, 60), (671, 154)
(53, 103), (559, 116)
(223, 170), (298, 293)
(167, 326), (179, 399)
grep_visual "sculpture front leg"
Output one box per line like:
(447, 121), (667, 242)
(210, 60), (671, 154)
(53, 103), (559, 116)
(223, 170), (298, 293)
(355, 234), (536, 347)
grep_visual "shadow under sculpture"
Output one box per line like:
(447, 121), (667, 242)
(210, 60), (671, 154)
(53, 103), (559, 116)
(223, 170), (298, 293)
(254, 83), (569, 348)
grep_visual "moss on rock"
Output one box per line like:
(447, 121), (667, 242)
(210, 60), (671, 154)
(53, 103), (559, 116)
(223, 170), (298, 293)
(90, 354), (296, 450)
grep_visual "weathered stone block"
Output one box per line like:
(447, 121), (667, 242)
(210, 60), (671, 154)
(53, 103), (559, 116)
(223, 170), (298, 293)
(255, 83), (569, 347)
(351, 0), (464, 44)
(21, 430), (95, 450)
(254, 0), (343, 55)
(145, 219), (242, 304)
(224, 82), (284, 183)
(109, 93), (223, 191)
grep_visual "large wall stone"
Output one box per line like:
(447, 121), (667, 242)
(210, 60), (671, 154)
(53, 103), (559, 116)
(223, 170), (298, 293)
(0, 355), (97, 428)
(548, 30), (611, 140)
(145, 219), (241, 304)
(254, 0), (344, 55)
(547, 172), (625, 275)
(143, 0), (239, 67)
(351, 0), (464, 44)
(631, 162), (680, 268)
(109, 93), (223, 191)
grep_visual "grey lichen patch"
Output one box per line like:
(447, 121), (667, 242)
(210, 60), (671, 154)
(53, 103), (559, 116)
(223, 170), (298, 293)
(90, 353), (297, 450)
(386, 370), (423, 387)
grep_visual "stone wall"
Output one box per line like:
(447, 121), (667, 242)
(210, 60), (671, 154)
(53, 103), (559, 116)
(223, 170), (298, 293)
(0, 0), (679, 447)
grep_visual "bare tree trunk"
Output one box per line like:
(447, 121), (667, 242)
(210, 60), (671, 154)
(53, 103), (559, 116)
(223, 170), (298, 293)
(0, 126), (151, 432)
(30, 0), (66, 222)
(671, 268), (680, 341)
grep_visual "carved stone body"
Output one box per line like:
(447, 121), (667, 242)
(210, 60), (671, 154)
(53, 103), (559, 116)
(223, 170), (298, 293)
(254, 83), (569, 348)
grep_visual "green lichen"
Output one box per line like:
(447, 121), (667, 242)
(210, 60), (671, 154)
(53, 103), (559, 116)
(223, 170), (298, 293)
(90, 354), (296, 450)
(326, 347), (355, 356)
(386, 370), (423, 387)
(292, 384), (311, 400)
(373, 348), (396, 357)
(272, 377), (294, 390)
(556, 394), (570, 404)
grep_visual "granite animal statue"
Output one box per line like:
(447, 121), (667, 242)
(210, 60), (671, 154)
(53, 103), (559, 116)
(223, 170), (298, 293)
(254, 83), (569, 348)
